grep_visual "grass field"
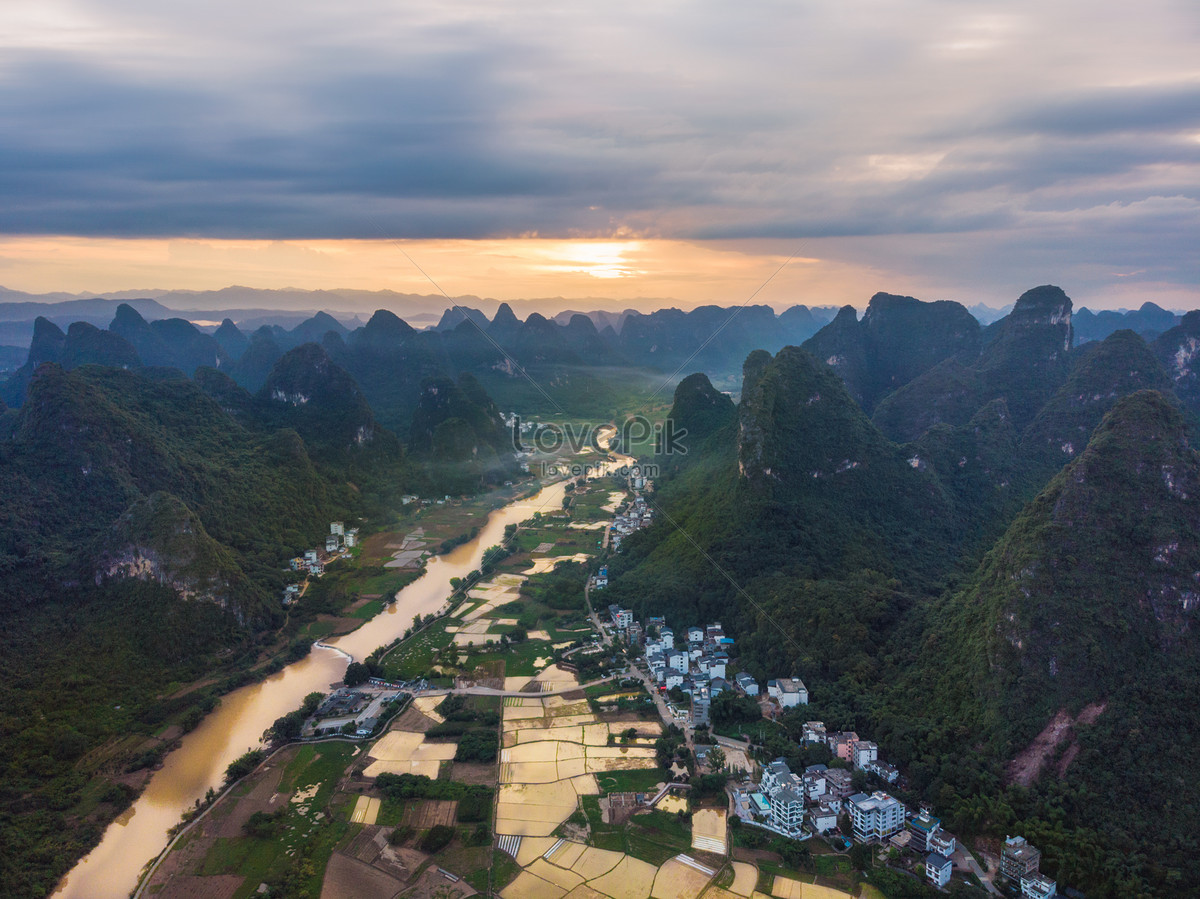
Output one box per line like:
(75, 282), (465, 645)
(197, 744), (359, 898)
(380, 625), (455, 680)
(461, 638), (555, 677)
(347, 598), (386, 620)
(462, 848), (522, 892)
(594, 768), (668, 795)
(376, 797), (406, 826)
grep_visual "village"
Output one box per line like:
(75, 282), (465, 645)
(592, 603), (1059, 899)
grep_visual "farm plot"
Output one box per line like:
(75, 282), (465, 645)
(156, 874), (243, 899)
(649, 856), (716, 899)
(400, 799), (459, 828)
(728, 861), (758, 896)
(770, 876), (853, 899)
(319, 852), (405, 899)
(690, 808), (727, 855)
(349, 795), (380, 825)
(363, 730), (457, 778)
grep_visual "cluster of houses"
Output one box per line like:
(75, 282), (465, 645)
(641, 621), (735, 724)
(284, 521), (360, 603)
(750, 738), (1056, 895)
(325, 520), (360, 552)
(603, 607), (807, 727)
(609, 495), (652, 551)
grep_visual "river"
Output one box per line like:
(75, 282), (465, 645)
(53, 473), (589, 899)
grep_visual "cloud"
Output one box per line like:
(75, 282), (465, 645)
(0, 0), (1195, 305)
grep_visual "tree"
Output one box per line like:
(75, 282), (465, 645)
(709, 692), (762, 729)
(848, 842), (873, 871)
(419, 824), (456, 853)
(707, 747), (727, 771)
(344, 661), (370, 686)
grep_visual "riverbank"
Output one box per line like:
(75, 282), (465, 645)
(132, 454), (640, 897)
(51, 461), (600, 899)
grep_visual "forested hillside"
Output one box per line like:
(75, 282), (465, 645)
(602, 286), (1200, 896)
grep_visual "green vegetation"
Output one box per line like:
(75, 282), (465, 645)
(225, 749), (268, 784)
(455, 729), (499, 762)
(594, 767), (671, 794)
(7, 290), (1198, 898)
(268, 692), (324, 742)
(373, 772), (494, 823)
(418, 823), (456, 853)
(198, 743), (359, 899)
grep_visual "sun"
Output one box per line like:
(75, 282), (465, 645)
(532, 241), (646, 280)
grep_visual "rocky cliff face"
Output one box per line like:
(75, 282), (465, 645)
(1021, 329), (1171, 479)
(96, 492), (271, 626)
(259, 342), (383, 456)
(1152, 310), (1200, 416)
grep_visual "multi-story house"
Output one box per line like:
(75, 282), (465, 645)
(848, 791), (906, 842)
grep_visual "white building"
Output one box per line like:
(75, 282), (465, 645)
(767, 677), (808, 707)
(925, 853), (952, 888)
(687, 626), (704, 642)
(735, 672), (759, 696)
(760, 759), (795, 797)
(801, 721), (827, 744)
(344, 528), (358, 548)
(1021, 873), (1057, 899)
(668, 650), (689, 673)
(848, 791), (906, 842)
(852, 740), (878, 769)
(304, 549), (318, 563)
(866, 758), (899, 783)
(809, 803), (839, 833)
(609, 605), (632, 628)
(770, 787), (805, 832)
(930, 831), (957, 857)
(326, 535), (340, 552)
(803, 768), (827, 801)
(330, 521), (344, 536)
(664, 670), (684, 689)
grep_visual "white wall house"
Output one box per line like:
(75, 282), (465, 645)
(848, 791), (906, 842)
(767, 677), (808, 707)
(809, 803), (839, 833)
(770, 787), (805, 832)
(925, 853), (952, 888)
(852, 740), (878, 769)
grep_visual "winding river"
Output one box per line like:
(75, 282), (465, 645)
(53, 474), (587, 899)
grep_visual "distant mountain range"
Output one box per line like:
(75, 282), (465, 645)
(0, 301), (842, 429)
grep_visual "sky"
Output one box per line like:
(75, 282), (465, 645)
(0, 0), (1198, 311)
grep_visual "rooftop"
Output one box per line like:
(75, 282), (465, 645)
(849, 791), (904, 813)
